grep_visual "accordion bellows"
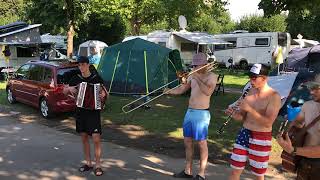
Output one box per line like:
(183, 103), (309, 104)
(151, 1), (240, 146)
(76, 82), (103, 110)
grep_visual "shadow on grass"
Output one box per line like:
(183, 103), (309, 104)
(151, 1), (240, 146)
(0, 91), (285, 168)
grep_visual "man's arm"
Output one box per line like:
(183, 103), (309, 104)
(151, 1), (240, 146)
(240, 92), (281, 127)
(296, 146), (320, 158)
(277, 133), (320, 158)
(165, 81), (191, 95)
(225, 101), (246, 121)
(192, 73), (217, 96)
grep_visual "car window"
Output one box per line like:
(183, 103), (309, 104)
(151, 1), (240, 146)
(57, 67), (80, 84)
(29, 65), (43, 81)
(16, 64), (31, 79)
(42, 67), (53, 83)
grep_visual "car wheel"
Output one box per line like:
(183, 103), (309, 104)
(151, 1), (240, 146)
(7, 88), (16, 104)
(40, 98), (52, 118)
(240, 60), (248, 70)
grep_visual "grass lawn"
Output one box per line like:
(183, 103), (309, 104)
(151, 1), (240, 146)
(213, 68), (249, 89)
(0, 79), (283, 161)
(101, 93), (283, 155)
(0, 81), (8, 105)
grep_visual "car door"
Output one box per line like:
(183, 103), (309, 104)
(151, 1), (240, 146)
(24, 64), (43, 106)
(11, 64), (31, 103)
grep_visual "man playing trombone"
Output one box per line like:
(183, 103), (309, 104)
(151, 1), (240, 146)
(164, 53), (218, 180)
(225, 64), (281, 180)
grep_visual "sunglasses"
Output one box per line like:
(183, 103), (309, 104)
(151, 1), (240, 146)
(308, 85), (320, 90)
(249, 75), (264, 80)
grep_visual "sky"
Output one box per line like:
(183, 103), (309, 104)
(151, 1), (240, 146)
(226, 0), (264, 22)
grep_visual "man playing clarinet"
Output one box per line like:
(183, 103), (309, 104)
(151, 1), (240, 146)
(225, 64), (281, 180)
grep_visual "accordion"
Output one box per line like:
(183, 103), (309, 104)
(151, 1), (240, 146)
(76, 82), (105, 110)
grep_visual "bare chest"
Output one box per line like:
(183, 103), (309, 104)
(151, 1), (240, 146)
(245, 95), (270, 114)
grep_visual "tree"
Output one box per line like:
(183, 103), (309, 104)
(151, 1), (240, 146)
(286, 9), (320, 40)
(77, 13), (126, 46)
(258, 0), (318, 16)
(236, 14), (287, 32)
(0, 0), (24, 25)
(25, 0), (90, 57)
(259, 0), (320, 40)
(113, 0), (166, 35)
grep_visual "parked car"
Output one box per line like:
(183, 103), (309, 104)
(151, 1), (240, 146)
(6, 60), (80, 118)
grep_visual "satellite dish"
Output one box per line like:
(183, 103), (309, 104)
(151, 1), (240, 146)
(178, 15), (187, 30)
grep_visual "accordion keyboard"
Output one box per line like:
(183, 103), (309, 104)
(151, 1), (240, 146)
(94, 84), (101, 110)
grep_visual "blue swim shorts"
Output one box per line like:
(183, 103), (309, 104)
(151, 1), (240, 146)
(183, 108), (211, 141)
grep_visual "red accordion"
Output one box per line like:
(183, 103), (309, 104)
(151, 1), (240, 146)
(76, 82), (106, 110)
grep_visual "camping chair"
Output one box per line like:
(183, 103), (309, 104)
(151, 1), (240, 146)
(214, 74), (225, 96)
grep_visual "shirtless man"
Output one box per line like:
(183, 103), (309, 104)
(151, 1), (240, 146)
(225, 64), (281, 180)
(277, 74), (320, 180)
(165, 53), (218, 180)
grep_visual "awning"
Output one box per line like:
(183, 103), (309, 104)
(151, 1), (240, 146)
(173, 32), (232, 45)
(0, 42), (52, 46)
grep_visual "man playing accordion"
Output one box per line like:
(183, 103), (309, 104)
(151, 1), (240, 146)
(67, 56), (107, 176)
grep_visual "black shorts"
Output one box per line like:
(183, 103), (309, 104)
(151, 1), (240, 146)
(75, 108), (101, 135)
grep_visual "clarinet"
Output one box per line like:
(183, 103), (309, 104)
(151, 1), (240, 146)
(217, 86), (251, 134)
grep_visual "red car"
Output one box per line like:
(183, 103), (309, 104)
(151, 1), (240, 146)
(6, 60), (80, 118)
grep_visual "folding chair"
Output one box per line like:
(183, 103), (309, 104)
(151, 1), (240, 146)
(214, 74), (225, 96)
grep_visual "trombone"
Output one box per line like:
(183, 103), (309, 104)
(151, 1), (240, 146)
(121, 61), (218, 114)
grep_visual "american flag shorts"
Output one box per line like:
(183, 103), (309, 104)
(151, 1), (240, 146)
(230, 127), (272, 176)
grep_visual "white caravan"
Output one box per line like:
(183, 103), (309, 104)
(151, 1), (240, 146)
(212, 32), (291, 69)
(123, 30), (230, 65)
(122, 16), (231, 65)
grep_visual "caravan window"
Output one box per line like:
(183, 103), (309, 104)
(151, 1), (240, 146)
(227, 41), (237, 49)
(181, 43), (196, 52)
(158, 42), (166, 47)
(255, 38), (269, 46)
(214, 44), (226, 51)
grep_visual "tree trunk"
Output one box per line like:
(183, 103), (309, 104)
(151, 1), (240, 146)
(67, 21), (75, 58)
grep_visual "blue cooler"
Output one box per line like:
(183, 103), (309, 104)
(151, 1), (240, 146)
(287, 105), (302, 122)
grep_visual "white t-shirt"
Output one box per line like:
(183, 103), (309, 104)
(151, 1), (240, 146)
(301, 100), (320, 146)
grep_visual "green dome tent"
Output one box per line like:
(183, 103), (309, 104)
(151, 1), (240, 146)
(97, 38), (184, 95)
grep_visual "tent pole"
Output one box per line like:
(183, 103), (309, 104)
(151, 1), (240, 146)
(124, 51), (132, 94)
(144, 51), (149, 94)
(109, 51), (120, 93)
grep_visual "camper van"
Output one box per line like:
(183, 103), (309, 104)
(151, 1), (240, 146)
(212, 32), (291, 69)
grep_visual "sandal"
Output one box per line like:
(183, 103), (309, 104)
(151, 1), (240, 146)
(78, 164), (93, 172)
(193, 175), (206, 180)
(173, 170), (193, 178)
(94, 167), (104, 176)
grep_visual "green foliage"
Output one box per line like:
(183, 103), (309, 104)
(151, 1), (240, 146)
(236, 14), (287, 32)
(77, 13), (126, 46)
(21, 0), (235, 44)
(258, 0), (318, 17)
(287, 9), (320, 40)
(24, 0), (90, 34)
(259, 0), (320, 40)
(0, 0), (24, 25)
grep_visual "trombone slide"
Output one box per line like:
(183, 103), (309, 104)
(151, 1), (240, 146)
(121, 61), (218, 114)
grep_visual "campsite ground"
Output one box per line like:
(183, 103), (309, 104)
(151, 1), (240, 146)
(0, 69), (295, 178)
